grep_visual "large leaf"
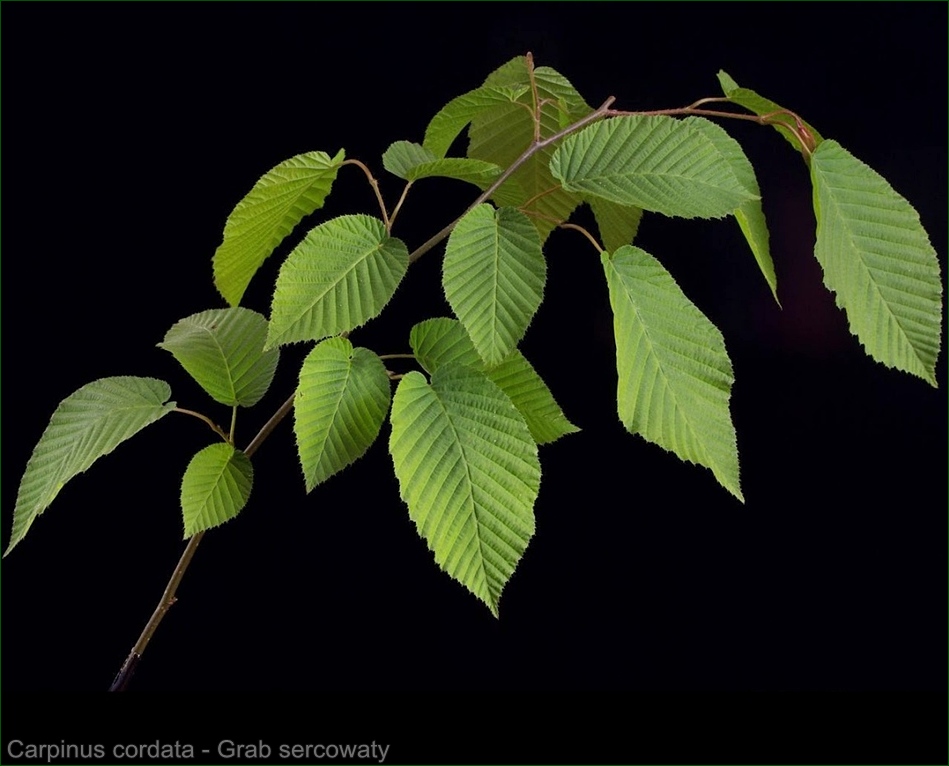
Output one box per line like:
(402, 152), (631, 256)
(810, 140), (942, 385)
(717, 70), (823, 153)
(550, 116), (759, 220)
(382, 141), (502, 186)
(213, 149), (346, 306)
(267, 215), (409, 348)
(684, 118), (778, 303)
(294, 337), (391, 491)
(602, 246), (743, 501)
(180, 443), (253, 537)
(409, 317), (579, 444)
(443, 205), (546, 367)
(5, 377), (176, 555)
(423, 84), (529, 159)
(388, 364), (541, 616)
(587, 198), (644, 253)
(158, 307), (279, 407)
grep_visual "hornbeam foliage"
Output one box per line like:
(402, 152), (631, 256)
(8, 55), (943, 635)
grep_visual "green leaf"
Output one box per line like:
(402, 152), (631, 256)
(213, 149), (346, 306)
(267, 214), (409, 348)
(388, 364), (541, 616)
(587, 198), (644, 253)
(443, 205), (546, 367)
(409, 317), (579, 444)
(423, 84), (529, 159)
(157, 307), (279, 408)
(550, 116), (759, 220)
(602, 246), (743, 501)
(5, 377), (176, 555)
(717, 70), (823, 152)
(294, 337), (391, 491)
(382, 141), (502, 185)
(810, 140), (942, 385)
(180, 443), (253, 537)
(684, 118), (779, 304)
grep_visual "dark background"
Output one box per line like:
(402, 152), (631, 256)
(2, 1), (946, 762)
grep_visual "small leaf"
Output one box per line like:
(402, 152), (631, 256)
(382, 141), (502, 185)
(550, 116), (759, 219)
(294, 337), (391, 491)
(602, 246), (743, 501)
(409, 317), (579, 444)
(213, 149), (346, 306)
(587, 198), (644, 253)
(443, 205), (546, 367)
(6, 377), (176, 555)
(180, 443), (253, 537)
(158, 307), (279, 407)
(810, 140), (942, 385)
(423, 84), (528, 159)
(267, 215), (409, 349)
(389, 364), (541, 616)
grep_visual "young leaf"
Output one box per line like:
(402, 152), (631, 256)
(810, 140), (942, 385)
(388, 364), (541, 616)
(422, 84), (529, 159)
(213, 149), (346, 306)
(443, 205), (546, 367)
(180, 443), (253, 537)
(158, 307), (279, 407)
(550, 116), (759, 220)
(586, 198), (644, 253)
(5, 377), (176, 555)
(684, 117), (779, 303)
(294, 337), (391, 492)
(267, 215), (409, 349)
(717, 70), (823, 152)
(382, 141), (502, 185)
(602, 246), (743, 501)
(409, 317), (579, 444)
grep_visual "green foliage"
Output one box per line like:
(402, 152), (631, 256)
(180, 443), (253, 536)
(382, 140), (502, 186)
(158, 308), (279, 407)
(6, 377), (176, 556)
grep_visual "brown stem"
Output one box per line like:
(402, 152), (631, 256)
(343, 159), (390, 229)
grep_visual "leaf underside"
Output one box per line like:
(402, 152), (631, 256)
(6, 377), (176, 555)
(602, 247), (743, 501)
(382, 141), (502, 186)
(389, 364), (541, 616)
(294, 337), (391, 491)
(810, 140), (942, 385)
(180, 443), (253, 537)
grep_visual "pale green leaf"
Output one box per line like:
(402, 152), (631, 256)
(717, 70), (823, 152)
(388, 364), (541, 616)
(423, 84), (529, 159)
(5, 377), (176, 555)
(409, 317), (579, 444)
(382, 141), (501, 185)
(587, 198), (644, 253)
(180, 443), (253, 537)
(294, 337), (391, 491)
(157, 307), (279, 407)
(443, 205), (546, 367)
(602, 246), (743, 501)
(213, 149), (345, 306)
(810, 140), (942, 385)
(684, 118), (779, 303)
(267, 215), (409, 348)
(550, 116), (759, 219)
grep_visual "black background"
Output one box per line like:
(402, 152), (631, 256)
(2, 1), (946, 763)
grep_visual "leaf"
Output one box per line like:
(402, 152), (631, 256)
(213, 149), (346, 306)
(717, 70), (823, 152)
(388, 364), (541, 616)
(443, 205), (546, 367)
(550, 116), (759, 219)
(382, 141), (502, 185)
(409, 317), (579, 444)
(294, 337), (391, 491)
(684, 118), (779, 304)
(602, 246), (743, 501)
(267, 214), (409, 349)
(810, 140), (942, 385)
(180, 443), (253, 537)
(587, 198), (644, 253)
(5, 377), (176, 555)
(423, 84), (529, 159)
(157, 307), (279, 407)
